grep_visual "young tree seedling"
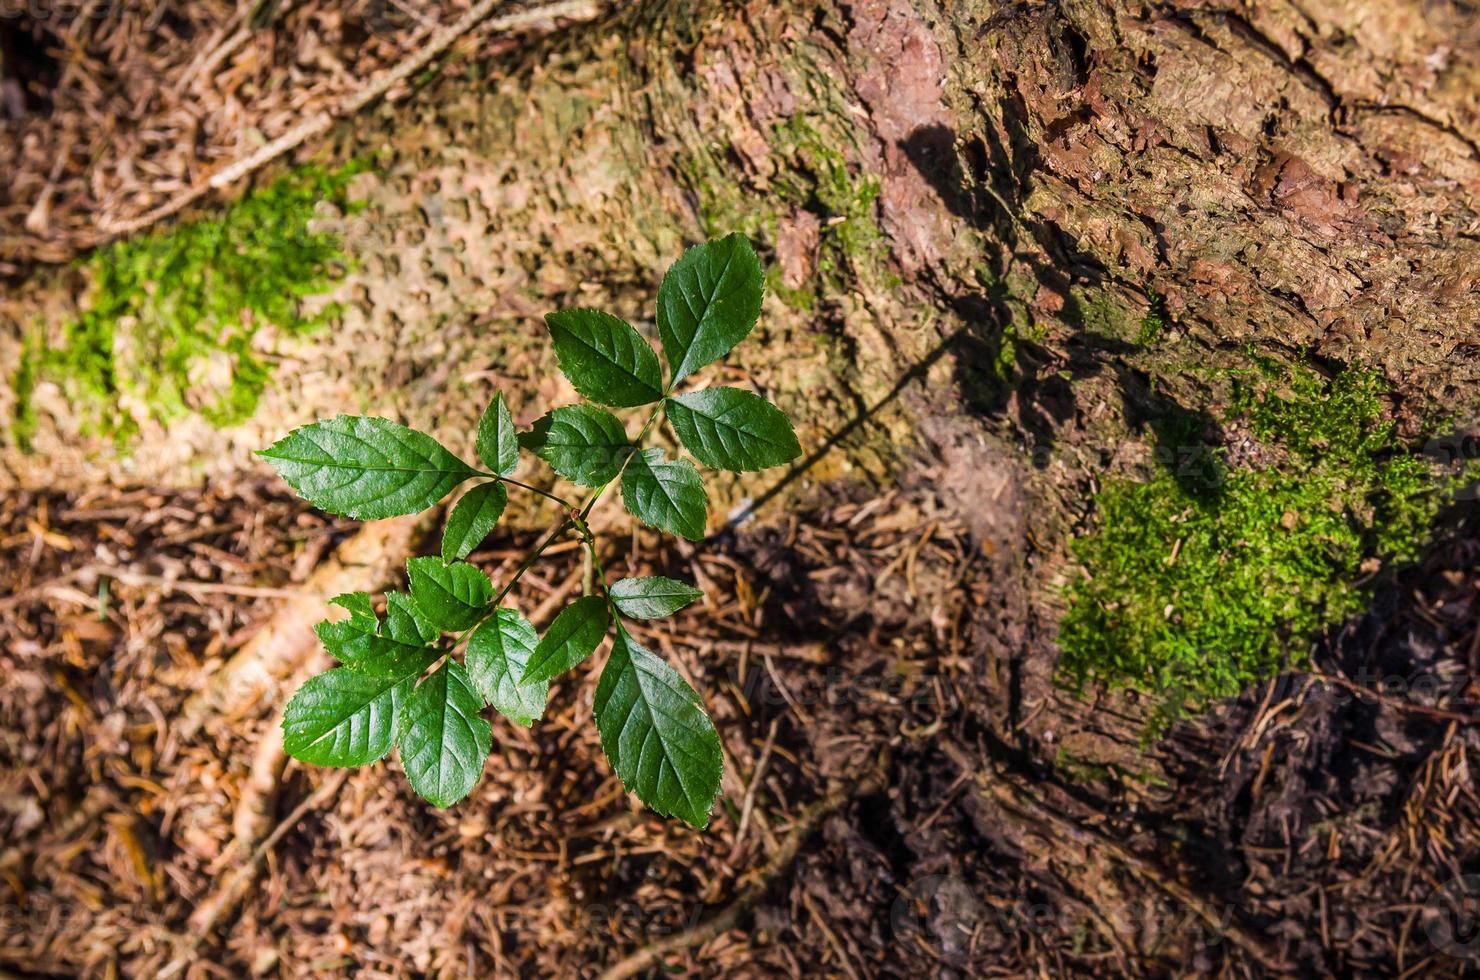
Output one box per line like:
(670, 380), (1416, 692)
(259, 234), (799, 828)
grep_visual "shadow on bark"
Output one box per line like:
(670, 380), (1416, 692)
(899, 118), (1224, 494)
(722, 330), (961, 534)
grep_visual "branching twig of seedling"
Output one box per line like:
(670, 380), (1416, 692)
(259, 234), (799, 827)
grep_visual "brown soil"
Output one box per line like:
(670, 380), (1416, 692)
(0, 0), (527, 267)
(4, 1), (1480, 976)
(2, 476), (1476, 978)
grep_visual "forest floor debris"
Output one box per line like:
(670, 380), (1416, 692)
(1, 477), (1477, 976)
(0, 0), (606, 269)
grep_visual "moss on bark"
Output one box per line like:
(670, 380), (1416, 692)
(11, 164), (365, 449)
(1060, 363), (1450, 730)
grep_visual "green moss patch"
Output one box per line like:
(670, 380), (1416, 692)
(678, 107), (892, 312)
(1134, 291), (1167, 347)
(1059, 362), (1445, 729)
(770, 115), (889, 291)
(14, 163), (364, 447)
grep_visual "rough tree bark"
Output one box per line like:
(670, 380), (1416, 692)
(8, 1), (1478, 477)
(4, 0), (1478, 969)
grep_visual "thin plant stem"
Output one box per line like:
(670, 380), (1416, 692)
(496, 475), (575, 508)
(446, 515), (574, 652)
(579, 402), (665, 520)
(451, 399), (664, 649)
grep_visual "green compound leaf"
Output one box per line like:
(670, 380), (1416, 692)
(621, 448), (709, 541)
(466, 608), (548, 727)
(666, 387), (800, 472)
(383, 592), (438, 644)
(397, 659), (492, 808)
(259, 415), (475, 519)
(315, 591), (437, 670)
(609, 576), (703, 620)
(476, 392), (520, 476)
(406, 557), (494, 632)
(656, 233), (764, 385)
(521, 405), (632, 488)
(593, 630), (723, 829)
(520, 595), (611, 685)
(282, 646), (438, 767)
(441, 482), (509, 561)
(546, 309), (664, 407)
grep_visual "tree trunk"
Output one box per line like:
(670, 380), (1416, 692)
(5, 0), (1479, 971)
(9, 1), (1479, 477)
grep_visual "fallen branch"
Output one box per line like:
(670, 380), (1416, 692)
(197, 515), (578, 955)
(157, 770), (349, 979)
(177, 513), (423, 740)
(597, 758), (888, 980)
(99, 0), (606, 240)
(98, 569), (306, 600)
(726, 717), (778, 864)
(230, 655), (329, 850)
(1309, 669), (1480, 726)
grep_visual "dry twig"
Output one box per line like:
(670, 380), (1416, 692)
(98, 0), (604, 239)
(178, 513), (423, 739)
(158, 770), (349, 978)
(597, 758), (888, 980)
